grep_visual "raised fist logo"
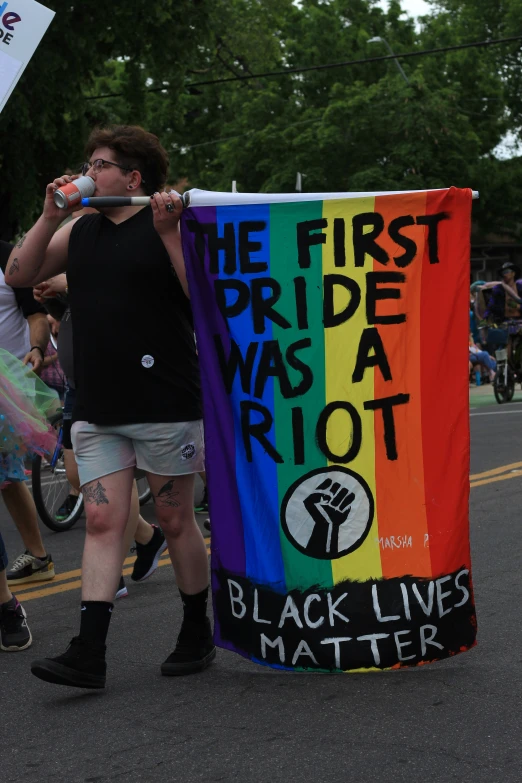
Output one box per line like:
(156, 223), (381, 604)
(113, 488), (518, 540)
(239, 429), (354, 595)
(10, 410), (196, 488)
(281, 467), (374, 560)
(303, 480), (356, 556)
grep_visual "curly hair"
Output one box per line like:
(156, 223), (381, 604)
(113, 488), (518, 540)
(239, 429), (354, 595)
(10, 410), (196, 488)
(85, 125), (169, 195)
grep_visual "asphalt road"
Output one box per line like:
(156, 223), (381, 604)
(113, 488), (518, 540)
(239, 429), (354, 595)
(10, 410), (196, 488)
(1, 386), (522, 783)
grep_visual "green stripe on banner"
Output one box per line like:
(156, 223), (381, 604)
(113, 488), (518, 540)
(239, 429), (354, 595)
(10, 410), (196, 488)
(270, 201), (333, 591)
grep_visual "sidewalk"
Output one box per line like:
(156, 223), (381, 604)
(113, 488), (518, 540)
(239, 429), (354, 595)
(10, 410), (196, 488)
(470, 383), (495, 399)
(469, 381), (522, 406)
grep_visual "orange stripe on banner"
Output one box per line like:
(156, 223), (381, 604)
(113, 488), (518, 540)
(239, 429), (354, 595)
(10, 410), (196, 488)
(373, 193), (432, 578)
(420, 189), (472, 577)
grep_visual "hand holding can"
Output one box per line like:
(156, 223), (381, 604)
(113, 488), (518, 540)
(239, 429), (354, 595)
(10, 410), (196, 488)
(53, 176), (95, 209)
(43, 175), (94, 221)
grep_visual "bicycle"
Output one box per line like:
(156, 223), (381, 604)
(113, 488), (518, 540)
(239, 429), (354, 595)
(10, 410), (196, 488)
(491, 319), (522, 404)
(32, 410), (152, 532)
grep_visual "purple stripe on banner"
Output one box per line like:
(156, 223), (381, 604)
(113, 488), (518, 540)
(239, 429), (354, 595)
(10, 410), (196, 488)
(181, 206), (246, 584)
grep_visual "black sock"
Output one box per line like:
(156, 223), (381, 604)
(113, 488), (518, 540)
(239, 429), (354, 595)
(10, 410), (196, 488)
(79, 601), (113, 646)
(179, 587), (209, 624)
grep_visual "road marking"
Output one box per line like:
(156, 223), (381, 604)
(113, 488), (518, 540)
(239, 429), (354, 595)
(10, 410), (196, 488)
(14, 459), (522, 604)
(15, 541), (210, 602)
(470, 410), (522, 416)
(12, 548), (143, 588)
(470, 461), (522, 481)
(470, 472), (522, 489)
(15, 579), (86, 602)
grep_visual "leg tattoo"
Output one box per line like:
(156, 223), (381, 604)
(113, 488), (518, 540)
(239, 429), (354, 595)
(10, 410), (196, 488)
(155, 479), (181, 508)
(83, 481), (109, 505)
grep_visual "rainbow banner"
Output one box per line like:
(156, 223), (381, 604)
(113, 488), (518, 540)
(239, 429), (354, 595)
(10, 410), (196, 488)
(181, 187), (476, 672)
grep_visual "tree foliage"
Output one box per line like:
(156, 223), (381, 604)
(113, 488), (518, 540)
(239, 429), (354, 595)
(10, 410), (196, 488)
(0, 0), (520, 241)
(0, 0), (209, 236)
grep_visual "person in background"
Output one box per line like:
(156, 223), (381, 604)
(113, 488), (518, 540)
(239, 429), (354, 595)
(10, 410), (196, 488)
(0, 239), (55, 587)
(469, 281), (485, 346)
(0, 520), (32, 651)
(469, 333), (496, 382)
(483, 263), (522, 323)
(40, 314), (66, 400)
(194, 471), (208, 514)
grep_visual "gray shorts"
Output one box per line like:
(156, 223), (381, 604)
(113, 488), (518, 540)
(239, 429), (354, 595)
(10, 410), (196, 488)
(71, 420), (205, 488)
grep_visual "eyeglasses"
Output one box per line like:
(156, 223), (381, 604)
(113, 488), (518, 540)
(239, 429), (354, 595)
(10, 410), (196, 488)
(80, 158), (134, 177)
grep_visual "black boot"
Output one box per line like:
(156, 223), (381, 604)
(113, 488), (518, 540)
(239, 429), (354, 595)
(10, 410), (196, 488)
(161, 617), (216, 676)
(31, 636), (107, 689)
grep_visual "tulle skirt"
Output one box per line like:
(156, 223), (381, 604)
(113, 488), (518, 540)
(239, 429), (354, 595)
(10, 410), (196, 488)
(0, 347), (60, 486)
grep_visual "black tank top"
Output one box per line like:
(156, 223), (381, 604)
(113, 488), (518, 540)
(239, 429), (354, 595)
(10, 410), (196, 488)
(67, 209), (202, 425)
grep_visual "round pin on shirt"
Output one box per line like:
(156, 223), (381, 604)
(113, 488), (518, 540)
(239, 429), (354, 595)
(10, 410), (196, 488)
(141, 355), (154, 368)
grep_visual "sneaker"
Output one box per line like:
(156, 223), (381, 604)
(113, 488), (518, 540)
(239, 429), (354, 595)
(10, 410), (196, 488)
(161, 617), (216, 676)
(194, 487), (208, 514)
(0, 597), (32, 651)
(115, 575), (128, 600)
(131, 524), (168, 582)
(31, 636), (106, 689)
(203, 519), (211, 532)
(6, 551), (55, 586)
(55, 494), (80, 521)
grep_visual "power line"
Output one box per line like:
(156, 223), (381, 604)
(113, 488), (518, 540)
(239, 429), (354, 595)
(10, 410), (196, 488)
(86, 33), (522, 101)
(177, 117), (321, 152)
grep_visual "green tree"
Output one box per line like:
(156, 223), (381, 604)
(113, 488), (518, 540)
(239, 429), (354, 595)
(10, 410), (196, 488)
(0, 0), (210, 238)
(2, 0), (519, 241)
(175, 0), (516, 240)
(417, 0), (522, 239)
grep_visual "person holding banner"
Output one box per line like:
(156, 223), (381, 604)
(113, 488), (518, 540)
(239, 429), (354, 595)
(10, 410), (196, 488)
(6, 125), (213, 689)
(32, 273), (168, 595)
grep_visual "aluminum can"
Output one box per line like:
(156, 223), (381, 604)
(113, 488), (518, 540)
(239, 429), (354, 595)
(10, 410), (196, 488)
(53, 176), (95, 209)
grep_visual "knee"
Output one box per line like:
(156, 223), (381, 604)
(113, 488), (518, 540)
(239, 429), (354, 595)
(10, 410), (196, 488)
(155, 509), (193, 539)
(1, 481), (18, 498)
(85, 506), (119, 538)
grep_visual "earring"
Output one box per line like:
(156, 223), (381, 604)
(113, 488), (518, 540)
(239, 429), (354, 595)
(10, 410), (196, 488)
(128, 185), (134, 190)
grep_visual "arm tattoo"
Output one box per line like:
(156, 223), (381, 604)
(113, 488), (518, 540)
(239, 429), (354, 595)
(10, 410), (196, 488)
(154, 479), (181, 508)
(8, 257), (19, 276)
(16, 235), (26, 249)
(83, 480), (109, 505)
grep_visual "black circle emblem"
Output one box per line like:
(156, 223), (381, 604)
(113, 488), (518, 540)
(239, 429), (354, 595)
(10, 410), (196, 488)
(182, 443), (196, 460)
(280, 466), (374, 560)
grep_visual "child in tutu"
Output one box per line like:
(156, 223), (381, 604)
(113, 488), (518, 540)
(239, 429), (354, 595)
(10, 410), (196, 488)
(0, 347), (60, 487)
(0, 348), (59, 651)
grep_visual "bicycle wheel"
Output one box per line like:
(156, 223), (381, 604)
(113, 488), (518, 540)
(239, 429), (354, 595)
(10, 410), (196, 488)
(493, 367), (515, 404)
(137, 475), (152, 506)
(32, 412), (84, 531)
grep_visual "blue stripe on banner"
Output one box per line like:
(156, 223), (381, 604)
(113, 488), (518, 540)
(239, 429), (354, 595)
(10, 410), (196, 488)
(216, 204), (286, 591)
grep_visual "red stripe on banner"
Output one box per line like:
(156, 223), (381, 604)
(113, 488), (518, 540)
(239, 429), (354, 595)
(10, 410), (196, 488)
(420, 188), (472, 577)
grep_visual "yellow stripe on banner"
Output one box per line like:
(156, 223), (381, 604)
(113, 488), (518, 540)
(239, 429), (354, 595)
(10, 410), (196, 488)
(322, 197), (383, 583)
